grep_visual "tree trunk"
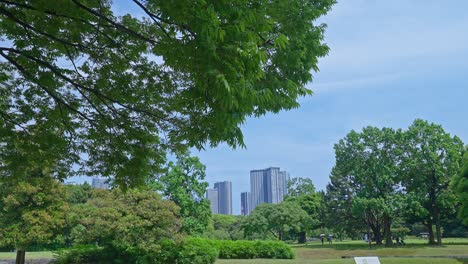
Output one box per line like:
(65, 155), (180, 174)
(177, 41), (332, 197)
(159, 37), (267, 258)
(383, 215), (393, 247)
(298, 231), (307, 244)
(435, 209), (442, 246)
(425, 220), (436, 245)
(16, 249), (26, 264)
(370, 224), (383, 245)
(374, 231), (383, 245)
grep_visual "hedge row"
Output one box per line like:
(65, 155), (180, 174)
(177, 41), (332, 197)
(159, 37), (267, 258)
(214, 239), (294, 259)
(53, 238), (293, 264)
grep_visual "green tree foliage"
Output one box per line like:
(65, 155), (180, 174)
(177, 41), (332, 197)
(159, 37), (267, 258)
(332, 127), (402, 246)
(285, 177), (321, 243)
(242, 202), (309, 241)
(69, 188), (182, 261)
(0, 173), (68, 264)
(452, 146), (468, 226)
(323, 167), (366, 241)
(400, 119), (464, 246)
(0, 0), (336, 186)
(287, 177), (316, 197)
(203, 214), (244, 240)
(154, 152), (211, 235)
(64, 182), (93, 204)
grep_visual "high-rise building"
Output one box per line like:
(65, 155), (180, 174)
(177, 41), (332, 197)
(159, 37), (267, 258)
(91, 177), (109, 189)
(250, 167), (289, 210)
(214, 181), (232, 215)
(206, 188), (219, 214)
(241, 192), (252, 216)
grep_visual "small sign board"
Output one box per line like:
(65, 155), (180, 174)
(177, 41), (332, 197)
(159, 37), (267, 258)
(354, 257), (381, 264)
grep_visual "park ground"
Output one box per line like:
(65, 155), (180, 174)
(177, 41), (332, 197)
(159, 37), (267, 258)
(0, 238), (467, 264)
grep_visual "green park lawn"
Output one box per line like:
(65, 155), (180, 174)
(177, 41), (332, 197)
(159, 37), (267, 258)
(217, 239), (468, 264)
(0, 251), (54, 260)
(0, 239), (467, 263)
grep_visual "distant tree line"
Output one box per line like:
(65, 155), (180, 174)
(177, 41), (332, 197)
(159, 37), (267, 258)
(239, 119), (467, 246)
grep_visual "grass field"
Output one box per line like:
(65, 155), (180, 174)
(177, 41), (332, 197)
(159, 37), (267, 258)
(0, 251), (54, 260)
(0, 239), (467, 263)
(216, 258), (467, 264)
(217, 239), (468, 264)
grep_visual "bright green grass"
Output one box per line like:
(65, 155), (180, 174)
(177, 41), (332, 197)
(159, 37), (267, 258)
(217, 241), (468, 264)
(0, 251), (54, 260)
(216, 258), (466, 264)
(295, 245), (468, 259)
(1, 239), (467, 263)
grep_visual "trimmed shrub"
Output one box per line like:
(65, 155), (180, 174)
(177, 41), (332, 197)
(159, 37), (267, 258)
(54, 239), (292, 263)
(53, 245), (136, 264)
(215, 240), (294, 259)
(53, 239), (218, 264)
(217, 240), (256, 259)
(177, 237), (219, 264)
(253, 240), (294, 259)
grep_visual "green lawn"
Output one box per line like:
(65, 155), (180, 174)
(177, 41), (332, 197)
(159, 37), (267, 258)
(216, 239), (468, 264)
(0, 251), (54, 260)
(1, 239), (467, 264)
(216, 258), (466, 264)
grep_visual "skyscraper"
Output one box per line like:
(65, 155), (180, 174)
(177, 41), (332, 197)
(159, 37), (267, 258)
(206, 188), (218, 214)
(250, 167), (289, 210)
(214, 181), (232, 215)
(241, 192), (252, 216)
(91, 177), (109, 189)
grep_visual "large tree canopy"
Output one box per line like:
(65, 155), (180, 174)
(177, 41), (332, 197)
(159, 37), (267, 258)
(400, 119), (464, 245)
(153, 151), (211, 235)
(0, 173), (68, 263)
(0, 0), (335, 185)
(332, 127), (402, 246)
(452, 146), (468, 225)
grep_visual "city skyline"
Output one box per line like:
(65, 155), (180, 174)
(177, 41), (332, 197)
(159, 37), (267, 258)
(247, 167), (289, 214)
(241, 192), (252, 216)
(214, 181), (232, 215)
(206, 181), (232, 215)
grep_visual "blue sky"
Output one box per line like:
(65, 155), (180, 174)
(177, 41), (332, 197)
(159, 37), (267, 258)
(195, 0), (468, 214)
(76, 1), (468, 215)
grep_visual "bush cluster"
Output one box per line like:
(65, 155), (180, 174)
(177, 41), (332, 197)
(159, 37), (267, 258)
(53, 238), (293, 263)
(53, 238), (219, 264)
(215, 240), (294, 259)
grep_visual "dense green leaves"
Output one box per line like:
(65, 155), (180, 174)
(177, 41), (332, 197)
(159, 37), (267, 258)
(153, 152), (211, 235)
(325, 119), (464, 246)
(69, 188), (182, 257)
(0, 0), (336, 186)
(332, 126), (402, 245)
(400, 120), (464, 245)
(203, 214), (245, 240)
(287, 177), (316, 197)
(452, 146), (468, 225)
(0, 174), (68, 251)
(242, 202), (310, 241)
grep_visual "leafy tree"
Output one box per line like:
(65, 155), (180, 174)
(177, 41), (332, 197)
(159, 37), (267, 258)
(154, 152), (211, 235)
(203, 214), (244, 240)
(0, 0), (336, 186)
(242, 202), (309, 241)
(332, 126), (403, 246)
(285, 177), (321, 243)
(70, 188), (182, 260)
(0, 173), (68, 264)
(400, 120), (464, 246)
(287, 177), (316, 197)
(323, 166), (366, 241)
(452, 146), (468, 226)
(64, 182), (93, 204)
